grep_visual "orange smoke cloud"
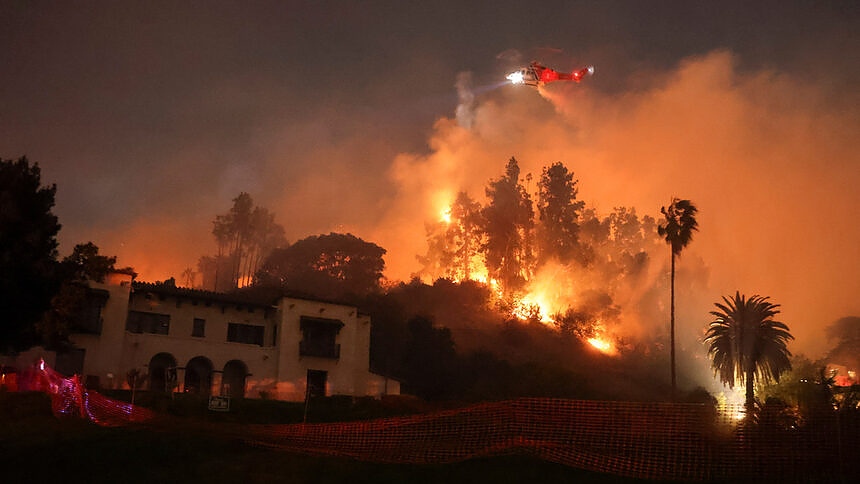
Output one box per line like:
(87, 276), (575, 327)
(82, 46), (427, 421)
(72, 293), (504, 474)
(371, 50), (860, 358)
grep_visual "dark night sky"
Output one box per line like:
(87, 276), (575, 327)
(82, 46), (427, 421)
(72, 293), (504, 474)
(2, 1), (859, 358)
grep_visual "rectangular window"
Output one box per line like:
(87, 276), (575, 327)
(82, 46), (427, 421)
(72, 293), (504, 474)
(299, 317), (343, 359)
(70, 289), (109, 334)
(192, 318), (206, 338)
(227, 322), (264, 346)
(126, 311), (170, 335)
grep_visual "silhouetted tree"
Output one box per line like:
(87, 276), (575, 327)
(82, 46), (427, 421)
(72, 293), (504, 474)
(0, 156), (61, 350)
(536, 161), (585, 265)
(37, 243), (131, 348)
(257, 233), (385, 302)
(482, 157), (534, 295)
(418, 191), (484, 281)
(401, 315), (460, 400)
(658, 197), (698, 394)
(364, 291), (411, 382)
(197, 254), (234, 292)
(209, 192), (286, 289)
(181, 267), (196, 288)
(59, 242), (118, 283)
(577, 207), (610, 266)
(447, 192), (484, 280)
(704, 292), (793, 413)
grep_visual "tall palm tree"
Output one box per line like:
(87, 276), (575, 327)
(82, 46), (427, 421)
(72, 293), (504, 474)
(658, 198), (698, 395)
(704, 292), (794, 413)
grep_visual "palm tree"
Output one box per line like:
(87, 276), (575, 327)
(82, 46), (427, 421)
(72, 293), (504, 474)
(704, 292), (794, 413)
(658, 198), (698, 395)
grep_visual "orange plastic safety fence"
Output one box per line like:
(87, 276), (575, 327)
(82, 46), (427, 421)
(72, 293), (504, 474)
(8, 362), (858, 482)
(13, 360), (157, 426)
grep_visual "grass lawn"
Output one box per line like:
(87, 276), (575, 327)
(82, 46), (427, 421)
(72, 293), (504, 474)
(0, 392), (648, 484)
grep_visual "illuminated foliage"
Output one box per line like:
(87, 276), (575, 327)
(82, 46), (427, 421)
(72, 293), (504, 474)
(418, 191), (484, 281)
(704, 292), (794, 411)
(536, 162), (585, 265)
(481, 157), (535, 295)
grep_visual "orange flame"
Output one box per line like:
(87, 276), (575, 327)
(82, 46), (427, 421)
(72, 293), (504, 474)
(587, 337), (618, 356)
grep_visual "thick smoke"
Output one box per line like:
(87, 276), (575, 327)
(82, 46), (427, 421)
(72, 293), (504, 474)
(370, 50), (860, 361)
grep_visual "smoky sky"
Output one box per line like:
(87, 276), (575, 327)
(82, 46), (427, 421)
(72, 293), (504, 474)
(2, 1), (858, 357)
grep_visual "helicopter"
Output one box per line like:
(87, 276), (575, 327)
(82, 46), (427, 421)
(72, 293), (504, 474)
(506, 61), (594, 87)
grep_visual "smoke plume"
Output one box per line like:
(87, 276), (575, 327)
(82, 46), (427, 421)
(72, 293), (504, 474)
(370, 50), (860, 361)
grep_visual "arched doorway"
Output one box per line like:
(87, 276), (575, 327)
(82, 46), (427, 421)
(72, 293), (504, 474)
(148, 353), (177, 392)
(184, 356), (213, 396)
(222, 360), (248, 398)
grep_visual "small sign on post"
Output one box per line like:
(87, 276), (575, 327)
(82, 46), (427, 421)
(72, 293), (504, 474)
(208, 395), (230, 412)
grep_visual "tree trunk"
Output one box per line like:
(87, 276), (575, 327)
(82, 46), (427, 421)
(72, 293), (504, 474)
(670, 251), (676, 398)
(745, 368), (755, 416)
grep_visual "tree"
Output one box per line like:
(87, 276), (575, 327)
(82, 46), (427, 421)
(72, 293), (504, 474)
(256, 233), (386, 302)
(658, 197), (698, 395)
(37, 242), (131, 349)
(0, 156), (62, 350)
(704, 292), (794, 413)
(400, 315), (460, 400)
(482, 157), (535, 295)
(59, 242), (118, 283)
(418, 191), (484, 281)
(208, 193), (286, 290)
(181, 267), (196, 288)
(536, 162), (585, 265)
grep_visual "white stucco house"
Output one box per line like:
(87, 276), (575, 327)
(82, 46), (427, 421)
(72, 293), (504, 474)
(61, 272), (399, 401)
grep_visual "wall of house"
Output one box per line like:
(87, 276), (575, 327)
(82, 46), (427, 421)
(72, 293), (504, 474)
(69, 274), (399, 400)
(122, 288), (279, 396)
(274, 299), (368, 400)
(70, 272), (133, 389)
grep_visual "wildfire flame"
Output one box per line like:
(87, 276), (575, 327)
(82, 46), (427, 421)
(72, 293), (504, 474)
(439, 208), (452, 224)
(587, 337), (617, 356)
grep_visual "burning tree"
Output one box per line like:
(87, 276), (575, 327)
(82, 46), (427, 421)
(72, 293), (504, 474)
(418, 191), (484, 281)
(482, 157), (535, 295)
(536, 161), (586, 266)
(414, 156), (673, 362)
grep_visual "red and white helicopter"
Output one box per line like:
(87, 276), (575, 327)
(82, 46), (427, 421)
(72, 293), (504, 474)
(506, 61), (594, 87)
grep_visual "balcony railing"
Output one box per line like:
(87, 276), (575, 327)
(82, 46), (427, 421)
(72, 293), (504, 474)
(299, 341), (340, 359)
